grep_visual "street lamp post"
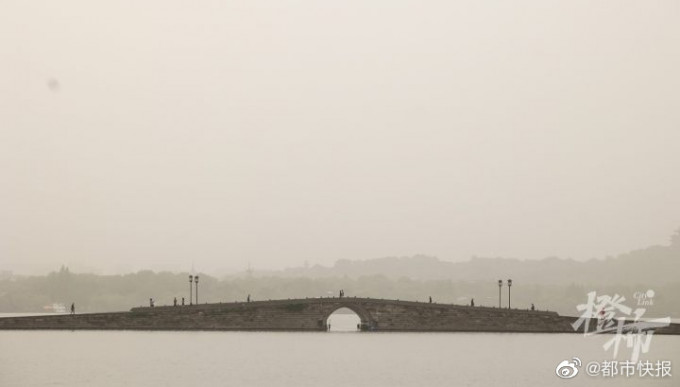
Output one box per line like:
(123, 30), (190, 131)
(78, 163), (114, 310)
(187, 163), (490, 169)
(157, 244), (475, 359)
(507, 279), (512, 309)
(189, 275), (193, 305)
(498, 280), (503, 308)
(195, 275), (199, 304)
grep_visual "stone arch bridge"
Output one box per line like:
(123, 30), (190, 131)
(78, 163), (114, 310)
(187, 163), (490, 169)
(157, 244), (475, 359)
(1, 297), (679, 334)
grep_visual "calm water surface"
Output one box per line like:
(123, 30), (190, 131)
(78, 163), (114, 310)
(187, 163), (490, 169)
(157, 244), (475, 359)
(0, 314), (678, 386)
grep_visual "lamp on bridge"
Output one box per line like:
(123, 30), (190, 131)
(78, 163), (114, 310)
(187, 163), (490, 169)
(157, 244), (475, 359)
(195, 275), (199, 304)
(507, 279), (512, 309)
(189, 275), (193, 305)
(498, 280), (503, 308)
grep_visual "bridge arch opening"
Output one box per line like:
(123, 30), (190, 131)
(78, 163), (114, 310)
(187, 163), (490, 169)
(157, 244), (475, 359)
(325, 307), (362, 332)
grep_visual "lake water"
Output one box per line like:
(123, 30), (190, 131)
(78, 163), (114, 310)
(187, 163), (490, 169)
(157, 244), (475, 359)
(0, 314), (678, 386)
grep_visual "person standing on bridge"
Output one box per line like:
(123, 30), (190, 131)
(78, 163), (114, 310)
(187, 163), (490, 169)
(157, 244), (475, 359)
(70, 303), (75, 315)
(471, 298), (475, 307)
(247, 294), (251, 303)
(429, 296), (432, 303)
(182, 297), (185, 306)
(174, 297), (177, 307)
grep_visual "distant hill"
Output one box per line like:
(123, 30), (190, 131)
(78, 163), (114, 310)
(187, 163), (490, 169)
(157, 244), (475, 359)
(245, 231), (680, 286)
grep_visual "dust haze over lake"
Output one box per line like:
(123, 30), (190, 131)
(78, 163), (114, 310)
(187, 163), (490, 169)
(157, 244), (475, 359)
(2, 1), (680, 386)
(1, 0), (679, 276)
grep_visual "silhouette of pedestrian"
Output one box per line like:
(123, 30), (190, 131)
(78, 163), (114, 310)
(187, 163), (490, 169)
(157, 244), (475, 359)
(70, 303), (75, 315)
(247, 294), (251, 303)
(471, 298), (475, 307)
(531, 303), (535, 311)
(174, 297), (177, 307)
(182, 297), (185, 306)
(150, 298), (154, 307)
(429, 296), (432, 303)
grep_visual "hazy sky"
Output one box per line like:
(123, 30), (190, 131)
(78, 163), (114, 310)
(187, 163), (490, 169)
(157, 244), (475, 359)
(1, 1), (679, 274)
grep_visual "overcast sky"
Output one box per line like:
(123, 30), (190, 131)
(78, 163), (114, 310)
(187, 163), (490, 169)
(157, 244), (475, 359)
(1, 1), (679, 275)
